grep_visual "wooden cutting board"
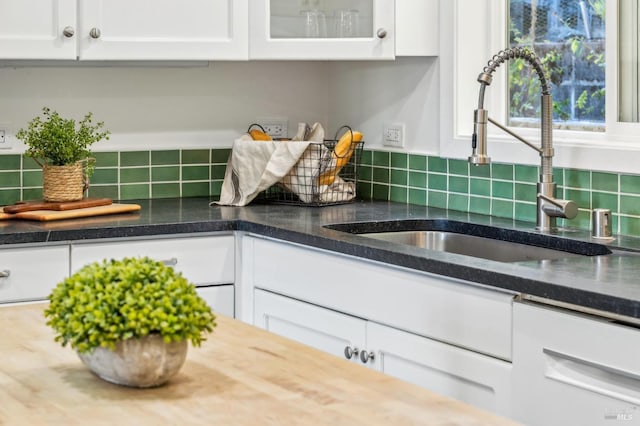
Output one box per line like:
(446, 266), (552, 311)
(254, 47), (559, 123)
(0, 203), (141, 221)
(3, 198), (112, 214)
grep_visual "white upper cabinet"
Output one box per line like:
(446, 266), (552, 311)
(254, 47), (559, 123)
(249, 0), (396, 60)
(0, 0), (77, 59)
(0, 0), (248, 60)
(0, 1), (436, 61)
(78, 0), (248, 60)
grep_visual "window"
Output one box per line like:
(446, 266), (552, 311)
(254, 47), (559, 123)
(441, 1), (640, 174)
(509, 0), (605, 131)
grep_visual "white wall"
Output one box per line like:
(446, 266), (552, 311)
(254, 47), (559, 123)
(327, 57), (440, 153)
(0, 61), (330, 152)
(0, 57), (440, 154)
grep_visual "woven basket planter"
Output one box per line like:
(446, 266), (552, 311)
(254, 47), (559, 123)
(42, 162), (87, 202)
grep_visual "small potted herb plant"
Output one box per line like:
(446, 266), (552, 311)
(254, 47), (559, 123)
(16, 107), (110, 202)
(45, 256), (216, 388)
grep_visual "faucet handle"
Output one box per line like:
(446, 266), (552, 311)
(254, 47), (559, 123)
(539, 193), (578, 219)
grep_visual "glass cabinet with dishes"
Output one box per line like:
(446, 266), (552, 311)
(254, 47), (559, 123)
(249, 0), (396, 60)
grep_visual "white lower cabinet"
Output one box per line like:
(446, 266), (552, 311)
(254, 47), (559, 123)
(71, 234), (236, 317)
(254, 288), (513, 417)
(513, 302), (640, 426)
(0, 245), (69, 303)
(196, 285), (235, 318)
(254, 289), (366, 366)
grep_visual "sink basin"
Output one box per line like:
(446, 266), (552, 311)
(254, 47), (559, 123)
(324, 219), (612, 263)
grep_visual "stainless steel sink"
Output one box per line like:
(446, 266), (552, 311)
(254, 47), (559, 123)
(361, 230), (582, 263)
(324, 219), (612, 263)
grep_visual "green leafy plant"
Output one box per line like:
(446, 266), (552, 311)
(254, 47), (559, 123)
(16, 107), (110, 170)
(45, 257), (217, 354)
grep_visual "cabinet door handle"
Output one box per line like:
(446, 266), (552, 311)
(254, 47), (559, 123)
(344, 346), (359, 360)
(161, 258), (178, 266)
(544, 348), (640, 405)
(89, 28), (101, 39)
(63, 26), (75, 38)
(360, 350), (375, 364)
(0, 269), (10, 278)
(376, 28), (388, 39)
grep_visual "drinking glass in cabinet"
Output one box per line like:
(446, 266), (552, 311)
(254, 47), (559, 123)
(334, 9), (360, 38)
(300, 9), (327, 38)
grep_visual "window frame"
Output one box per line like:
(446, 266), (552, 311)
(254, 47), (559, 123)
(440, 0), (640, 175)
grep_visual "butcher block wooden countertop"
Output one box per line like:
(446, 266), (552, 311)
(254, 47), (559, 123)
(0, 304), (518, 425)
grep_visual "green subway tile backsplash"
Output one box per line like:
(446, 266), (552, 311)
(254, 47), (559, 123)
(182, 165), (209, 181)
(372, 151), (390, 167)
(427, 157), (447, 173)
(0, 155), (20, 170)
(391, 153), (408, 169)
(93, 152), (119, 167)
(592, 172), (618, 192)
(390, 186), (408, 203)
(408, 171), (426, 189)
(492, 164), (513, 181)
(151, 150), (180, 166)
(360, 150), (640, 237)
(182, 149), (210, 164)
(514, 165), (538, 183)
(390, 169), (408, 186)
(120, 167), (150, 184)
(151, 166), (180, 182)
(621, 175), (640, 194)
(2, 148), (640, 238)
(0, 171), (20, 188)
(448, 159), (468, 176)
(408, 154), (426, 171)
(120, 151), (149, 167)
(565, 169), (591, 189)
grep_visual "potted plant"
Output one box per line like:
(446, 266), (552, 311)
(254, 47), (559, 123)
(44, 256), (216, 388)
(16, 107), (110, 202)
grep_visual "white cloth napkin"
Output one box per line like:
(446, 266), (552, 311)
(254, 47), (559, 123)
(215, 136), (312, 206)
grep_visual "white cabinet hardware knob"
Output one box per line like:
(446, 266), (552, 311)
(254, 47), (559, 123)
(344, 346), (359, 360)
(63, 26), (75, 38)
(359, 350), (375, 363)
(0, 270), (10, 278)
(376, 28), (387, 39)
(89, 28), (101, 39)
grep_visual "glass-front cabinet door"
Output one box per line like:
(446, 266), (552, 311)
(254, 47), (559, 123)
(250, 0), (395, 60)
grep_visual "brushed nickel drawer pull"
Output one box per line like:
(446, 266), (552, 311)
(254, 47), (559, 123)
(0, 270), (10, 278)
(162, 258), (178, 266)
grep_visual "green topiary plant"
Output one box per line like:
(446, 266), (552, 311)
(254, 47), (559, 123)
(45, 256), (216, 354)
(16, 107), (110, 173)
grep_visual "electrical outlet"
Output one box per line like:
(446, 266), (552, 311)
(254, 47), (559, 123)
(256, 117), (288, 139)
(0, 128), (9, 149)
(383, 123), (405, 148)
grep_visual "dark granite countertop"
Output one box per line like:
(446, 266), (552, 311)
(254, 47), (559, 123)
(2, 197), (640, 321)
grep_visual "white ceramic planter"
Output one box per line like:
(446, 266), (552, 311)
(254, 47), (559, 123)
(78, 334), (188, 388)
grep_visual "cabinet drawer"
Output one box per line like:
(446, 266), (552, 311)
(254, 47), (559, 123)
(196, 285), (234, 318)
(71, 235), (234, 285)
(513, 302), (640, 425)
(0, 245), (69, 303)
(250, 236), (515, 360)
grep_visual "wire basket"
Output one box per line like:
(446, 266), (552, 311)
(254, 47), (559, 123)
(258, 126), (364, 206)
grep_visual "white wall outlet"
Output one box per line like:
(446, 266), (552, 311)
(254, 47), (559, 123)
(0, 128), (10, 150)
(256, 117), (288, 139)
(383, 123), (405, 148)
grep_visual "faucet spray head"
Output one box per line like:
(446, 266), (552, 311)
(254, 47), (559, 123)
(469, 108), (491, 166)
